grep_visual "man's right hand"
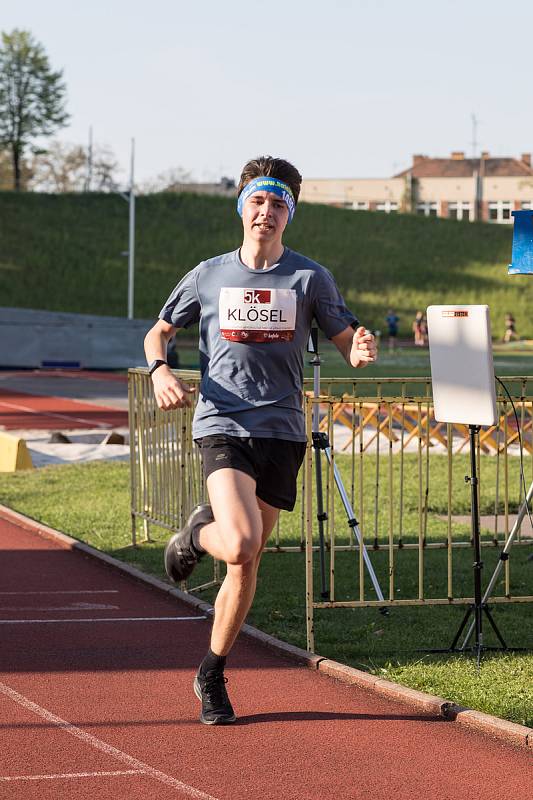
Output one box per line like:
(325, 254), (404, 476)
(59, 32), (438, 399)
(152, 367), (196, 410)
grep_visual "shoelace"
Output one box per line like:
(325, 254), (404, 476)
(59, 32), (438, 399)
(176, 543), (198, 565)
(203, 673), (229, 707)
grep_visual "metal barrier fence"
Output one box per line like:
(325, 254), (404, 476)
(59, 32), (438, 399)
(302, 381), (533, 652)
(129, 369), (533, 626)
(129, 368), (218, 591)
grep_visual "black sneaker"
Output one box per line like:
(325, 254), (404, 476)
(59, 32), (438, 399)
(193, 669), (237, 725)
(164, 503), (214, 583)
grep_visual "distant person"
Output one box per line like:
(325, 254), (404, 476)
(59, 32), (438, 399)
(385, 308), (399, 351)
(412, 311), (426, 346)
(502, 312), (519, 343)
(144, 155), (377, 726)
(421, 313), (428, 346)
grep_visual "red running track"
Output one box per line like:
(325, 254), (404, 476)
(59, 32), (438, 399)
(0, 387), (127, 430)
(0, 517), (531, 800)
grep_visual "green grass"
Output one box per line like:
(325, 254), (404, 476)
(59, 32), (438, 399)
(174, 338), (533, 382)
(1, 191), (532, 337)
(0, 459), (531, 726)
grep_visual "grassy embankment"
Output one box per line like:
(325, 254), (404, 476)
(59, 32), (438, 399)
(0, 458), (531, 727)
(1, 191), (532, 338)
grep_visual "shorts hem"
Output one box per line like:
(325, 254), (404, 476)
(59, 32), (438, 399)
(204, 461), (256, 483)
(256, 489), (296, 512)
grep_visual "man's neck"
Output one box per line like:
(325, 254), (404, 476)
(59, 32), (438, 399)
(240, 239), (284, 270)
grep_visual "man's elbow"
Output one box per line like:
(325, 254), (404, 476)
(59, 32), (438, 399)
(143, 329), (154, 353)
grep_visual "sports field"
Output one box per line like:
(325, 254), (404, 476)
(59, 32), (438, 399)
(1, 196), (532, 789)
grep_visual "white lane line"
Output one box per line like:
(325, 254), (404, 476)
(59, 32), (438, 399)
(0, 590), (119, 596)
(0, 770), (146, 782)
(0, 681), (218, 800)
(0, 615), (207, 625)
(0, 398), (113, 429)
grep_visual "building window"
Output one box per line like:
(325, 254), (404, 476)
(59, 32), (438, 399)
(376, 201), (398, 213)
(488, 201), (512, 223)
(416, 202), (439, 217)
(448, 202), (471, 221)
(352, 201), (369, 210)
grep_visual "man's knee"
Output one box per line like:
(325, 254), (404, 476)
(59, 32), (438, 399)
(224, 528), (262, 565)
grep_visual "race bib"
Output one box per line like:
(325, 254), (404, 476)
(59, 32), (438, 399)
(219, 287), (297, 342)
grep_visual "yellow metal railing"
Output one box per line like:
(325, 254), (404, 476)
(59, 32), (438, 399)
(129, 368), (220, 591)
(129, 370), (533, 618)
(303, 389), (533, 651)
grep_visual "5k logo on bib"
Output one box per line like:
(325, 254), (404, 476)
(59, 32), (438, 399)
(219, 287), (297, 342)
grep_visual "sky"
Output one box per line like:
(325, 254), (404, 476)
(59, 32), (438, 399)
(4, 0), (533, 186)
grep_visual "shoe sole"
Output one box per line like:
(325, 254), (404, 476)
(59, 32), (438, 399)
(163, 532), (185, 583)
(193, 676), (237, 725)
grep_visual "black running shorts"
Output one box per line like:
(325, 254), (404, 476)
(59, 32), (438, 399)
(195, 434), (307, 511)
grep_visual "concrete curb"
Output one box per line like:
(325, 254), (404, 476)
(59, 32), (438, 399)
(1, 503), (531, 751)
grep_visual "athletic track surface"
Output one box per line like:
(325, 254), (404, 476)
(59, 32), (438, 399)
(0, 371), (128, 430)
(0, 517), (531, 800)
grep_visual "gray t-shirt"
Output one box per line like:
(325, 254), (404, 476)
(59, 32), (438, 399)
(159, 247), (358, 442)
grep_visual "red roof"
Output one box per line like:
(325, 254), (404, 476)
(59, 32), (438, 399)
(395, 156), (533, 179)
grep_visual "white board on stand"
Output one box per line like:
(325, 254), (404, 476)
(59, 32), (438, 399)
(427, 305), (498, 426)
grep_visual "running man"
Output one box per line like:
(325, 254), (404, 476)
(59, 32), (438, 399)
(144, 156), (377, 725)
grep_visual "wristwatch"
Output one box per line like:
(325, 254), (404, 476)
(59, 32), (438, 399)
(148, 359), (168, 376)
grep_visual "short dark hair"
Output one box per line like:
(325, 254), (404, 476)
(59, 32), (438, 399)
(238, 156), (302, 204)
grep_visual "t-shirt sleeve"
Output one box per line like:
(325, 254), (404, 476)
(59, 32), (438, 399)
(158, 268), (201, 329)
(311, 268), (359, 338)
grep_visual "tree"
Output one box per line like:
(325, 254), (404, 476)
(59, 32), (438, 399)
(29, 140), (86, 192)
(28, 140), (121, 193)
(139, 166), (192, 194)
(87, 143), (121, 192)
(0, 147), (33, 189)
(0, 29), (69, 190)
(0, 148), (15, 189)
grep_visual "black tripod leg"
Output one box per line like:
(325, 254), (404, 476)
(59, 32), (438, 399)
(314, 443), (328, 599)
(475, 602), (483, 670)
(483, 606), (508, 649)
(449, 605), (474, 651)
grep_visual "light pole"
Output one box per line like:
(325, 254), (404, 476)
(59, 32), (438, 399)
(127, 139), (136, 320)
(119, 138), (136, 319)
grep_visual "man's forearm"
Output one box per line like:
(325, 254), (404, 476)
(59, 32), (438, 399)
(144, 328), (170, 363)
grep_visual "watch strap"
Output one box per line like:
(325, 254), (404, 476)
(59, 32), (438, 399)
(149, 359), (168, 376)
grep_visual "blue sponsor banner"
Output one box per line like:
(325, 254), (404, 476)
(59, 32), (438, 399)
(508, 210), (533, 275)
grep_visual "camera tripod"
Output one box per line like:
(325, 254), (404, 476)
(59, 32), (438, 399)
(308, 328), (386, 607)
(432, 426), (531, 668)
(450, 450), (533, 668)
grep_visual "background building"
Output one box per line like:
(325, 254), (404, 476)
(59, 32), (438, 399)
(300, 152), (533, 223)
